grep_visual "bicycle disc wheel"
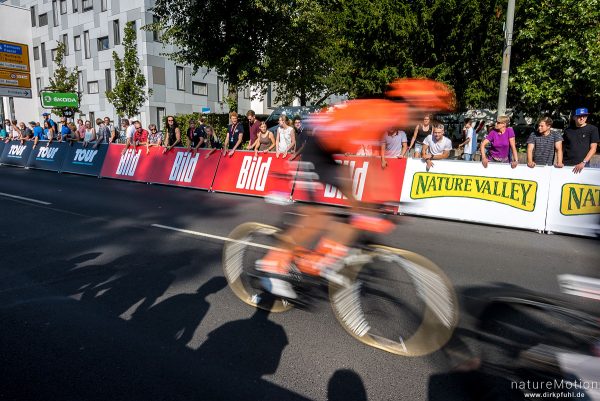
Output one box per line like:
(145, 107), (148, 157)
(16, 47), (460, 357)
(329, 245), (458, 356)
(222, 222), (294, 313)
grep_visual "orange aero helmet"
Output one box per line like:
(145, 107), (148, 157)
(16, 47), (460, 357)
(386, 78), (456, 112)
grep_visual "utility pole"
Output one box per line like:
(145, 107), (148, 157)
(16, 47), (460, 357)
(497, 0), (516, 117)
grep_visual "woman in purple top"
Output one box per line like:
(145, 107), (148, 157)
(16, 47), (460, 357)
(480, 115), (518, 168)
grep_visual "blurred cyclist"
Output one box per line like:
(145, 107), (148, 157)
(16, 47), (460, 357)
(257, 78), (455, 299)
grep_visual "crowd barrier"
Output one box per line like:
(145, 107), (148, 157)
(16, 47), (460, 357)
(1, 142), (598, 237)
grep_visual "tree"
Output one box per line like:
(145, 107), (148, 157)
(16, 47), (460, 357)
(106, 21), (152, 119)
(47, 41), (80, 117)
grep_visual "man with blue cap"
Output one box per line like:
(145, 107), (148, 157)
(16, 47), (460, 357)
(563, 108), (599, 173)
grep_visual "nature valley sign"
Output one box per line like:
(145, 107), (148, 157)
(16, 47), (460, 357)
(560, 183), (600, 216)
(410, 173), (537, 212)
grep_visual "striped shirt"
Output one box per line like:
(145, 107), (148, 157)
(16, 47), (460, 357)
(527, 130), (562, 165)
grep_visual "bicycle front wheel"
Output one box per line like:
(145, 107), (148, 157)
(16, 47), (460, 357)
(329, 245), (458, 356)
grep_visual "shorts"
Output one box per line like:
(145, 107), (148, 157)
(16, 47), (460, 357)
(414, 142), (423, 154)
(296, 138), (352, 201)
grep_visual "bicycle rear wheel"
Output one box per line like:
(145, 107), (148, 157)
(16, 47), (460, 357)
(222, 222), (294, 313)
(329, 245), (458, 356)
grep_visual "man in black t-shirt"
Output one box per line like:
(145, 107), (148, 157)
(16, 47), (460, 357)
(563, 108), (599, 173)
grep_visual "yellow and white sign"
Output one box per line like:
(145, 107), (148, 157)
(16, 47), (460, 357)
(0, 70), (31, 88)
(0, 40), (30, 72)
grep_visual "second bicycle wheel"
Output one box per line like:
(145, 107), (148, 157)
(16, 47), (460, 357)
(329, 245), (458, 356)
(222, 222), (294, 313)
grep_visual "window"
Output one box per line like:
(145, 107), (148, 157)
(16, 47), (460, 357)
(192, 82), (208, 96)
(217, 77), (224, 102)
(41, 43), (47, 67)
(60, 0), (67, 14)
(52, 1), (59, 26)
(51, 48), (57, 61)
(87, 81), (99, 94)
(157, 107), (166, 132)
(113, 20), (120, 45)
(152, 15), (161, 42)
(74, 35), (81, 51)
(176, 66), (185, 91)
(39, 13), (48, 26)
(101, 0), (107, 12)
(63, 34), (69, 55)
(83, 31), (90, 59)
(77, 71), (83, 93)
(30, 6), (36, 27)
(97, 37), (109, 51)
(105, 69), (112, 91)
(82, 0), (93, 11)
(33, 46), (39, 61)
(243, 87), (251, 99)
(72, 0), (78, 12)
(36, 77), (42, 95)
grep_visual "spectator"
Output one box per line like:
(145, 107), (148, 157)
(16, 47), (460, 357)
(275, 115), (295, 159)
(163, 116), (182, 154)
(6, 119), (21, 142)
(422, 124), (452, 171)
(253, 121), (276, 157)
(93, 118), (109, 148)
(146, 123), (163, 154)
(68, 122), (78, 142)
(186, 119), (206, 154)
(58, 117), (74, 144)
(380, 129), (408, 169)
(121, 119), (136, 155)
(409, 114), (433, 158)
(223, 111), (244, 157)
(458, 118), (474, 161)
(526, 117), (563, 168)
(103, 116), (117, 143)
(205, 124), (223, 158)
(291, 116), (308, 159)
(480, 115), (518, 169)
(19, 122), (33, 144)
(133, 121), (149, 148)
(246, 110), (261, 149)
(563, 108), (599, 174)
(42, 112), (57, 143)
(31, 121), (44, 149)
(77, 118), (86, 140)
(0, 122), (7, 142)
(82, 120), (96, 148)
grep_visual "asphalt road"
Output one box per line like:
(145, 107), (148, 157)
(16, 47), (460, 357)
(0, 166), (598, 401)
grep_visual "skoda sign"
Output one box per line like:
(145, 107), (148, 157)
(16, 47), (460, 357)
(40, 91), (79, 108)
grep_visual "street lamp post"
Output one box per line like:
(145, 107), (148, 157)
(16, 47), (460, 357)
(497, 0), (516, 117)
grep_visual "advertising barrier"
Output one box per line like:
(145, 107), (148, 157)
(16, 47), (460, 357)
(545, 168), (600, 237)
(0, 140), (34, 167)
(211, 151), (294, 197)
(100, 144), (158, 182)
(399, 159), (552, 231)
(292, 155), (407, 207)
(0, 141), (4, 157)
(146, 148), (220, 190)
(61, 143), (109, 176)
(26, 141), (68, 171)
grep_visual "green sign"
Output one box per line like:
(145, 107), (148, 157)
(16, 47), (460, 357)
(40, 91), (79, 108)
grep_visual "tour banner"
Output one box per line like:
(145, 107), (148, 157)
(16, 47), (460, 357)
(61, 143), (109, 176)
(26, 141), (68, 171)
(0, 141), (4, 159)
(545, 168), (600, 237)
(0, 140), (34, 167)
(399, 159), (552, 231)
(211, 150), (294, 197)
(146, 148), (220, 190)
(292, 155), (407, 208)
(99, 144), (157, 182)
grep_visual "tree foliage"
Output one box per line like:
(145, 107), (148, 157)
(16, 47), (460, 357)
(47, 41), (80, 116)
(106, 21), (152, 118)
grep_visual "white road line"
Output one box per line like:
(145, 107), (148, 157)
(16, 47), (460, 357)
(0, 192), (52, 205)
(151, 223), (280, 251)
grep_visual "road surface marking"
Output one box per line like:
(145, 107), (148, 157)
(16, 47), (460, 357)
(0, 191), (52, 205)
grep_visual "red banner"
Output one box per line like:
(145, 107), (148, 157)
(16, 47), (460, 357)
(292, 155), (407, 207)
(211, 150), (294, 197)
(100, 145), (156, 182)
(146, 148), (220, 190)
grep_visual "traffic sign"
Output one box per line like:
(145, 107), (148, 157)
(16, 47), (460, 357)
(40, 91), (79, 108)
(0, 40), (30, 72)
(0, 86), (32, 98)
(0, 70), (31, 88)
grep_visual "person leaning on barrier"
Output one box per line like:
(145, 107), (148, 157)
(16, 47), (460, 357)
(563, 108), (599, 174)
(187, 118), (206, 155)
(246, 110), (261, 150)
(275, 115), (296, 159)
(146, 123), (163, 154)
(133, 121), (149, 148)
(102, 116), (117, 144)
(163, 116), (182, 154)
(223, 111), (244, 157)
(204, 125), (223, 158)
(480, 115), (518, 169)
(30, 121), (44, 149)
(92, 118), (108, 149)
(421, 124), (452, 171)
(526, 117), (563, 168)
(19, 122), (32, 145)
(121, 119), (136, 155)
(82, 120), (96, 148)
(253, 120), (276, 158)
(458, 118), (475, 161)
(381, 129), (408, 169)
(409, 114), (433, 158)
